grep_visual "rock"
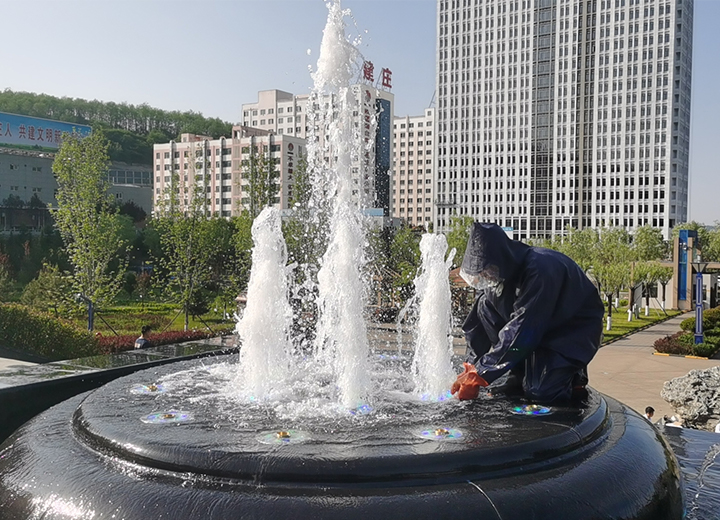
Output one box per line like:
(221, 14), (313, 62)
(661, 366), (720, 430)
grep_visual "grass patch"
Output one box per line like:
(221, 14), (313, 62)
(66, 302), (236, 337)
(602, 307), (682, 344)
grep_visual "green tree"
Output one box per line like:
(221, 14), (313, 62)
(154, 157), (216, 330)
(241, 144), (279, 219)
(445, 215), (475, 268)
(700, 224), (720, 262)
(633, 225), (667, 261)
(52, 131), (126, 306)
(20, 263), (74, 317)
(233, 211), (255, 294)
(672, 221), (710, 252)
(390, 226), (422, 302)
(591, 228), (632, 321)
(0, 263), (10, 302)
(558, 227), (598, 273)
(655, 264), (674, 311)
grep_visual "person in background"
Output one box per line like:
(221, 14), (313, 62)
(643, 406), (655, 422)
(134, 325), (152, 349)
(452, 223), (605, 404)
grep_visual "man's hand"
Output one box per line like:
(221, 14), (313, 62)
(451, 362), (488, 400)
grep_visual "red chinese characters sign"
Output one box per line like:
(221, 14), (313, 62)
(362, 61), (393, 91)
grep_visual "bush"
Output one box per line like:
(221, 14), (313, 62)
(0, 303), (98, 360)
(681, 306), (720, 332)
(619, 299), (629, 307)
(691, 342), (718, 358)
(654, 332), (692, 355)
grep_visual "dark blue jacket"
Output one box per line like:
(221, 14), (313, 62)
(462, 224), (604, 384)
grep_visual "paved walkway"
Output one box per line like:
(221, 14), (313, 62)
(589, 313), (720, 420)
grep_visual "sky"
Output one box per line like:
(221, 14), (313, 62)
(1, 0), (718, 224)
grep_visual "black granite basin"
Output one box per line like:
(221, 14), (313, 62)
(0, 355), (684, 519)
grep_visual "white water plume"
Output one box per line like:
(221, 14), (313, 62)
(309, 0), (371, 408)
(235, 207), (293, 400)
(411, 234), (457, 400)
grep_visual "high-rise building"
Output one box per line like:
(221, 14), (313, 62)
(435, 0), (692, 240)
(392, 109), (436, 227)
(241, 88), (394, 216)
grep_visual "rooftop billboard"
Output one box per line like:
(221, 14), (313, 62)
(0, 112), (92, 151)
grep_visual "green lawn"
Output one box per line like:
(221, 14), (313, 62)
(66, 302), (236, 337)
(602, 307), (682, 344)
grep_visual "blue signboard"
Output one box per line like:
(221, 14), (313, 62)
(0, 112), (91, 150)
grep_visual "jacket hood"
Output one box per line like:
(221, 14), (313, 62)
(461, 223), (530, 282)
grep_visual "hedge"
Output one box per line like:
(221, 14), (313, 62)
(680, 306), (720, 332)
(0, 304), (99, 361)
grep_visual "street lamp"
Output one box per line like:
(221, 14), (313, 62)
(692, 261), (709, 344)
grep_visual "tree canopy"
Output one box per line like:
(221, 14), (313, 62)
(0, 89), (233, 165)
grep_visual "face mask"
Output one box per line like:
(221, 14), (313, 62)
(460, 265), (503, 293)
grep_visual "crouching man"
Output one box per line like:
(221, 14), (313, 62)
(451, 223), (604, 403)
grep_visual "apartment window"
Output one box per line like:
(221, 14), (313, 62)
(278, 107), (284, 113)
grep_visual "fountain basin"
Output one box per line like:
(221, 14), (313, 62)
(0, 356), (683, 519)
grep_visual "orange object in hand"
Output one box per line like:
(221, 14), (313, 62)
(451, 362), (489, 400)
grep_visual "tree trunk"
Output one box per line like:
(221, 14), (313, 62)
(184, 305), (189, 331)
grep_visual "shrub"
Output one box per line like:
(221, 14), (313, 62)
(0, 303), (98, 360)
(654, 332), (691, 355)
(619, 299), (629, 307)
(681, 306), (720, 332)
(691, 342), (718, 358)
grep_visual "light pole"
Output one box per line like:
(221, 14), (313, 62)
(693, 261), (708, 344)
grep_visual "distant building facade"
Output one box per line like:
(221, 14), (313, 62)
(152, 128), (305, 217)
(0, 147), (152, 231)
(241, 88), (394, 216)
(392, 109), (436, 227)
(435, 0), (693, 239)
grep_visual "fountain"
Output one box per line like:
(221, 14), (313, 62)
(0, 2), (685, 518)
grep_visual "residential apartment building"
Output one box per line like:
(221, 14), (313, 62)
(435, 0), (693, 240)
(241, 88), (394, 216)
(152, 127), (305, 217)
(392, 109), (436, 227)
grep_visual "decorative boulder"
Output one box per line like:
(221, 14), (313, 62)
(662, 366), (720, 429)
